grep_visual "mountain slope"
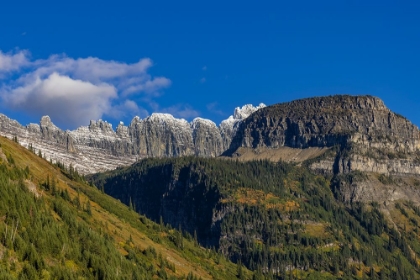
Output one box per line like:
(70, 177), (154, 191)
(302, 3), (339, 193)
(90, 157), (420, 279)
(0, 136), (246, 279)
(85, 95), (420, 279)
(220, 95), (420, 209)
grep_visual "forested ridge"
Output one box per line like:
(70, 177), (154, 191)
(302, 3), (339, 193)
(0, 136), (245, 279)
(90, 157), (420, 279)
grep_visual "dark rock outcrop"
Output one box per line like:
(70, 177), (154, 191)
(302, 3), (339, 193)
(99, 160), (223, 248)
(227, 95), (420, 176)
(229, 95), (419, 151)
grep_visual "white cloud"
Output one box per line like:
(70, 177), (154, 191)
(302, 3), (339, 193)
(206, 102), (224, 116)
(122, 76), (171, 96)
(0, 50), (173, 128)
(0, 50), (29, 72)
(3, 72), (117, 128)
(35, 56), (153, 83)
(123, 100), (140, 112)
(22, 55), (165, 94)
(108, 100), (149, 120)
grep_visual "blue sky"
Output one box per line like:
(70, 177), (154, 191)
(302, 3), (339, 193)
(0, 0), (419, 129)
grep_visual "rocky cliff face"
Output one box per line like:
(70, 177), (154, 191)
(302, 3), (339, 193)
(0, 103), (265, 174)
(230, 95), (419, 151)
(191, 118), (224, 157)
(227, 95), (420, 176)
(219, 103), (266, 151)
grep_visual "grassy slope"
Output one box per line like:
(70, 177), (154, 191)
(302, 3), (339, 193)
(0, 136), (247, 279)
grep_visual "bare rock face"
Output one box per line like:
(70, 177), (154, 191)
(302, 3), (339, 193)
(0, 104), (266, 174)
(227, 95), (420, 176)
(230, 95), (419, 151)
(70, 120), (132, 155)
(134, 113), (194, 157)
(219, 103), (266, 151)
(191, 118), (224, 157)
(40, 116), (77, 153)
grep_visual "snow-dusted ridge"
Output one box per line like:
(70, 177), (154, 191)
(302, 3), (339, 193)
(72, 102), (266, 140)
(219, 103), (266, 150)
(191, 118), (217, 129)
(221, 103), (266, 127)
(0, 103), (265, 174)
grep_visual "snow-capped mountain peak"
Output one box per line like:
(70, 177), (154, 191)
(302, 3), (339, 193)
(191, 117), (217, 129)
(232, 103), (266, 120)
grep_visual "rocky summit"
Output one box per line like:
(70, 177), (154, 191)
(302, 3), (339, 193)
(0, 103), (266, 174)
(227, 95), (420, 175)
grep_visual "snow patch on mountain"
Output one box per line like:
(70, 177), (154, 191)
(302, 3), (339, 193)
(191, 118), (217, 130)
(147, 113), (189, 127)
(220, 103), (266, 130)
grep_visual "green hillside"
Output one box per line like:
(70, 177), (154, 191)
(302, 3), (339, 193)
(0, 136), (246, 279)
(90, 157), (420, 279)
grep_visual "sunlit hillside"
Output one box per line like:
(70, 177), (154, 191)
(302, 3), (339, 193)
(0, 135), (246, 279)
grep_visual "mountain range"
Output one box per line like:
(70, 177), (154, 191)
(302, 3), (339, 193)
(2, 95), (419, 179)
(0, 103), (266, 174)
